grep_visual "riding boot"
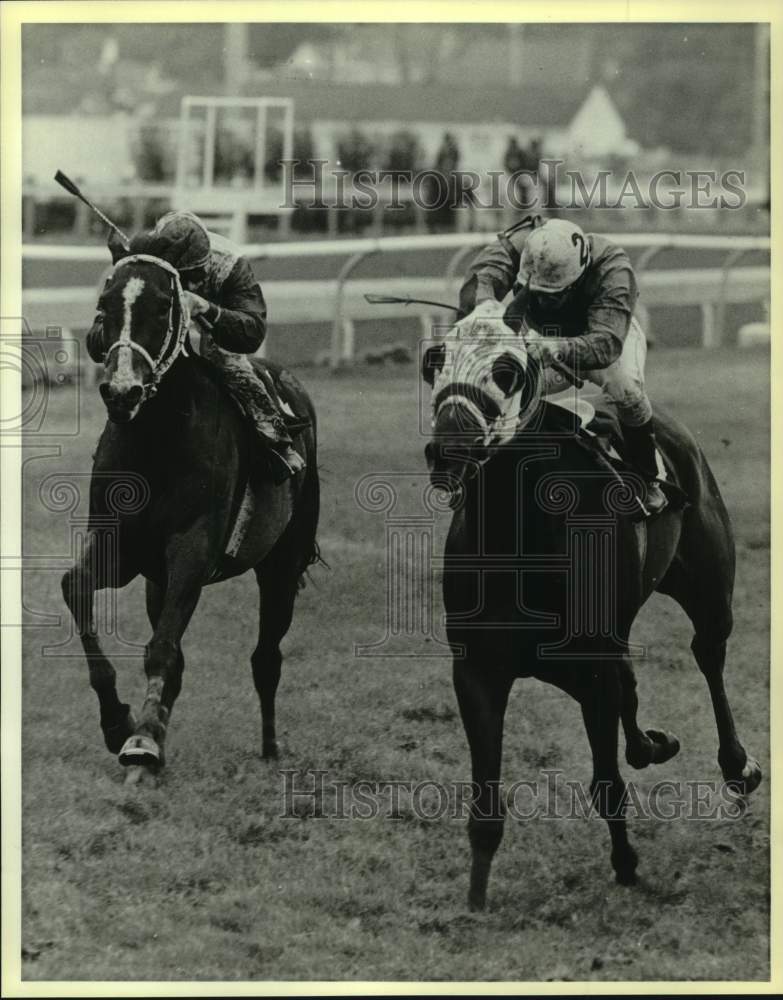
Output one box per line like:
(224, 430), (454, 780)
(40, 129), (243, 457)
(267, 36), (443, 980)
(234, 379), (307, 480)
(623, 419), (668, 516)
(248, 409), (306, 480)
(281, 412), (311, 437)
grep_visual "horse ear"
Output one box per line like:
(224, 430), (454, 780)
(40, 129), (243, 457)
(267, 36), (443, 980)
(422, 343), (447, 386)
(491, 351), (526, 397)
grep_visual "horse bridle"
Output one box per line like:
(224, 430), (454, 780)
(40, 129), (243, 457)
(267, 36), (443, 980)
(103, 253), (191, 398)
(431, 340), (534, 451)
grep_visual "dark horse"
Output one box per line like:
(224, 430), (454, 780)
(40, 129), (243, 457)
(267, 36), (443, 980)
(422, 324), (761, 910)
(62, 254), (319, 778)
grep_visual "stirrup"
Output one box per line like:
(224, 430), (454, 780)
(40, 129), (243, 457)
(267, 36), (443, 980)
(644, 480), (668, 516)
(633, 480), (668, 519)
(282, 414), (311, 437)
(267, 446), (305, 483)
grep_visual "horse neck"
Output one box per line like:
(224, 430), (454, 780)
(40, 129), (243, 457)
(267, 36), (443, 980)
(145, 355), (200, 418)
(135, 355), (201, 430)
(468, 428), (591, 542)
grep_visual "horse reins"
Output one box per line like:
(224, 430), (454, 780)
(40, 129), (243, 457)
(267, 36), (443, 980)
(104, 254), (191, 398)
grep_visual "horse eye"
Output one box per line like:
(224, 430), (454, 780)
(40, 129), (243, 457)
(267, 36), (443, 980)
(491, 352), (525, 397)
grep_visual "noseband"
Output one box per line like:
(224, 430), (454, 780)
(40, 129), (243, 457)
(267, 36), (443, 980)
(103, 254), (191, 398)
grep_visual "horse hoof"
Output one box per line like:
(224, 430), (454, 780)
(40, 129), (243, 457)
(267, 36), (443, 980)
(118, 734), (162, 769)
(645, 729), (680, 764)
(467, 892), (487, 913)
(626, 729), (679, 769)
(123, 764), (157, 787)
(725, 757), (762, 796)
(262, 742), (280, 760)
(103, 707), (137, 755)
(615, 868), (638, 887)
(612, 846), (638, 886)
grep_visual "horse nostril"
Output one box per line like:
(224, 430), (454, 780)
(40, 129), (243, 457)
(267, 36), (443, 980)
(126, 384), (144, 407)
(99, 382), (144, 408)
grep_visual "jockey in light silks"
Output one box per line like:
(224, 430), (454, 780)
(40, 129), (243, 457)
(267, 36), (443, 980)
(459, 215), (667, 515)
(86, 211), (308, 480)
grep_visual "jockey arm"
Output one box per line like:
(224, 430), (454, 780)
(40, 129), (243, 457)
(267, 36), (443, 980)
(85, 232), (134, 363)
(86, 311), (107, 363)
(86, 270), (112, 362)
(194, 256), (268, 354)
(461, 226), (640, 373)
(548, 264), (639, 372)
(459, 241), (519, 314)
(458, 216), (541, 316)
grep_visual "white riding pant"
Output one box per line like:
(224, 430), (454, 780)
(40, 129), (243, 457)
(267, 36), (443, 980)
(537, 316), (653, 427)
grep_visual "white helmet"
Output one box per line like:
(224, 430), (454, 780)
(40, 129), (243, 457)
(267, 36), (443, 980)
(517, 219), (591, 293)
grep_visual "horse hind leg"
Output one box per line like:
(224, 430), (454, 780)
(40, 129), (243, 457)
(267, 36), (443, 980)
(250, 458), (319, 761)
(659, 546), (761, 796)
(251, 563), (299, 759)
(691, 634), (761, 794)
(60, 532), (136, 754)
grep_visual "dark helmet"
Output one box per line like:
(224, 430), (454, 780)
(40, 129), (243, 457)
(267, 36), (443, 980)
(128, 211), (210, 272)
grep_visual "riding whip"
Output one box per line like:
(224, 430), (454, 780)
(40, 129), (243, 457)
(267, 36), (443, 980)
(54, 170), (131, 250)
(363, 292), (584, 388)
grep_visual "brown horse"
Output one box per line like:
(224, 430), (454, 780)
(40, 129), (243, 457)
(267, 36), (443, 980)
(61, 254), (319, 778)
(422, 322), (761, 910)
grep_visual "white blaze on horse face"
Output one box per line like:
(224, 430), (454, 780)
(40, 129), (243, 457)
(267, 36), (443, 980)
(113, 276), (146, 390)
(431, 312), (530, 446)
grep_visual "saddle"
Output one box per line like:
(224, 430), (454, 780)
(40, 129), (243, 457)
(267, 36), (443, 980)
(543, 389), (689, 513)
(189, 355), (308, 561)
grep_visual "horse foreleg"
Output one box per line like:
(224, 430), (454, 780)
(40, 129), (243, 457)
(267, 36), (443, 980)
(119, 528), (208, 771)
(61, 533), (136, 754)
(618, 657), (680, 769)
(580, 664), (638, 886)
(453, 659), (513, 912)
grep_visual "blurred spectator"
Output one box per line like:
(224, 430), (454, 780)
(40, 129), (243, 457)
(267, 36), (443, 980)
(502, 136), (543, 225)
(530, 137), (561, 218)
(428, 131), (461, 232)
(213, 127), (254, 187)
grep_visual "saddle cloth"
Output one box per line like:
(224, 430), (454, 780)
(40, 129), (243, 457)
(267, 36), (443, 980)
(546, 385), (668, 482)
(195, 357), (302, 560)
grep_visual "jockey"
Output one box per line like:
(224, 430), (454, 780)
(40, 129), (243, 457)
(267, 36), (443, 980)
(459, 215), (667, 515)
(86, 210), (307, 480)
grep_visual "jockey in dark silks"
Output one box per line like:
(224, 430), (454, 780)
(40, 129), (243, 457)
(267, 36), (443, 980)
(459, 215), (667, 514)
(86, 211), (307, 479)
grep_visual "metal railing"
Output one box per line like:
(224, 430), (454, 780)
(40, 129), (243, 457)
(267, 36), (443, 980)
(21, 231), (770, 369)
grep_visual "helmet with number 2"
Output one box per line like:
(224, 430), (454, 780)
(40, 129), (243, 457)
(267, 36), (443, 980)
(517, 219), (591, 293)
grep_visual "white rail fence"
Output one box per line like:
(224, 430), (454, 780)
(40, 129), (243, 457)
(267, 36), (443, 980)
(22, 232), (770, 372)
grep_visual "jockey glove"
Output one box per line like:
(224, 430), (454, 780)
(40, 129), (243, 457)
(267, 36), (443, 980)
(525, 337), (570, 369)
